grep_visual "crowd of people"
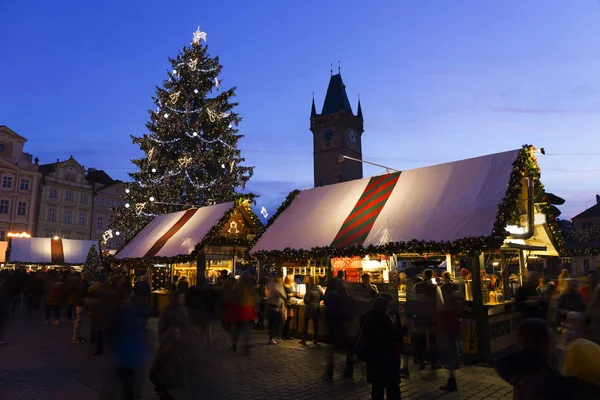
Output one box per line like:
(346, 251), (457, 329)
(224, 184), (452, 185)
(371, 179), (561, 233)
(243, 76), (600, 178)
(2, 265), (600, 399)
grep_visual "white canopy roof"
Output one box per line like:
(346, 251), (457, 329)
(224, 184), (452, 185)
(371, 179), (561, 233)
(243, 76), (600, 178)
(116, 202), (233, 259)
(251, 149), (522, 253)
(10, 237), (98, 264)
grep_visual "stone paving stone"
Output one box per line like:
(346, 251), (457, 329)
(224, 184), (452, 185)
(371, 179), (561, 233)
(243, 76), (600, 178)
(1, 311), (513, 399)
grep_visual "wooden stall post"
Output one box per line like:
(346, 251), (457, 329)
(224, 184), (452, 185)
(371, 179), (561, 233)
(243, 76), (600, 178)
(501, 252), (511, 301)
(518, 249), (527, 285)
(196, 252), (207, 284)
(471, 253), (492, 363)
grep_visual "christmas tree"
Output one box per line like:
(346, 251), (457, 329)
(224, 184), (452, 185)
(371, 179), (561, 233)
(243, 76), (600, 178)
(110, 26), (254, 240)
(83, 245), (103, 277)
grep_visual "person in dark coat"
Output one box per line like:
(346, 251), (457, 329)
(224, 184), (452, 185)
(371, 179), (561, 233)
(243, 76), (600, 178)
(158, 292), (190, 341)
(299, 275), (323, 346)
(132, 274), (152, 328)
(363, 297), (403, 400)
(323, 270), (355, 381)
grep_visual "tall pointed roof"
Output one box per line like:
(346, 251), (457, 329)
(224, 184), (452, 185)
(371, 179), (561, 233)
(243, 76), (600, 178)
(357, 98), (363, 120)
(321, 73), (353, 115)
(311, 95), (317, 117)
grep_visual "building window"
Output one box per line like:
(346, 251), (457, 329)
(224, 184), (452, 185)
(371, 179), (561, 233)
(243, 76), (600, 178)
(0, 231), (5, 241)
(48, 207), (56, 221)
(108, 200), (115, 208)
(50, 188), (57, 198)
(81, 194), (87, 203)
(99, 197), (105, 207)
(79, 212), (86, 225)
(20, 179), (30, 190)
(97, 216), (104, 229)
(17, 202), (27, 216)
(0, 200), (9, 214)
(64, 210), (71, 223)
(2, 176), (12, 188)
(66, 191), (73, 201)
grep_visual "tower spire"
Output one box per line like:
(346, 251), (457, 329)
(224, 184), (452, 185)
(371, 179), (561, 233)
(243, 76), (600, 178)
(338, 61), (341, 74)
(357, 94), (363, 119)
(311, 92), (317, 117)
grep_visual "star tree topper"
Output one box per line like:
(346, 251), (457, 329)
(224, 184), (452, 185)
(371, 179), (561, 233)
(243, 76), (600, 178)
(192, 26), (207, 46)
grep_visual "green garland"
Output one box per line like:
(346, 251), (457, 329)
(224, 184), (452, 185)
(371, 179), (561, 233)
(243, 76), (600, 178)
(250, 145), (562, 264)
(562, 247), (600, 257)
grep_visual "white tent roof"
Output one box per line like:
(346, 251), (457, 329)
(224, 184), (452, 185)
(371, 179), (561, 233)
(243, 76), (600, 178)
(251, 149), (522, 253)
(10, 237), (98, 264)
(116, 202), (233, 259)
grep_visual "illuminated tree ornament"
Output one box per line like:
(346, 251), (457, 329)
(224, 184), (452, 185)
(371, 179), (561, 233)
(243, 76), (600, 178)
(214, 77), (220, 90)
(178, 155), (193, 168)
(170, 91), (181, 104)
(187, 58), (198, 71)
(261, 206), (269, 218)
(148, 147), (156, 161)
(135, 203), (146, 215)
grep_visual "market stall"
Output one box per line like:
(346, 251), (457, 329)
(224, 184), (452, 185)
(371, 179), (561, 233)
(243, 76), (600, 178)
(250, 146), (561, 359)
(115, 198), (261, 314)
(7, 237), (98, 269)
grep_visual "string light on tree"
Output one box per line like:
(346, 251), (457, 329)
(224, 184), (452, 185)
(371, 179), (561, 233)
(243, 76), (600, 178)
(149, 197), (155, 202)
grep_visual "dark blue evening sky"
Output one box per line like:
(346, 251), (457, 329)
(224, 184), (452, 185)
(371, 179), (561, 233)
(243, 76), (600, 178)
(2, 0), (600, 219)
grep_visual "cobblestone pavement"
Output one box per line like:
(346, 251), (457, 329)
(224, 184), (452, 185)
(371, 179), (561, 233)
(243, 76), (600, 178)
(0, 311), (513, 399)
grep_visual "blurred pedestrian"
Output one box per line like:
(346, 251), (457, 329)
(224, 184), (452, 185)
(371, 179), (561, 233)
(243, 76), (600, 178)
(282, 274), (302, 339)
(133, 274), (152, 329)
(323, 270), (356, 381)
(230, 272), (257, 355)
(255, 277), (270, 330)
(86, 275), (114, 355)
(266, 276), (286, 345)
(362, 297), (404, 400)
(0, 275), (10, 346)
(299, 275), (323, 346)
(158, 291), (189, 341)
(45, 271), (62, 325)
(407, 269), (443, 375)
(111, 286), (146, 400)
(69, 272), (88, 344)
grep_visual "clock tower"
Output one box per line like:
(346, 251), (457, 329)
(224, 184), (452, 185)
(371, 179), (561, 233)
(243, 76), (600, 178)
(311, 73), (364, 187)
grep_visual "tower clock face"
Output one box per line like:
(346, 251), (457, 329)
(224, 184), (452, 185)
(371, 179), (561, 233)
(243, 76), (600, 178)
(322, 129), (334, 142)
(348, 129), (357, 143)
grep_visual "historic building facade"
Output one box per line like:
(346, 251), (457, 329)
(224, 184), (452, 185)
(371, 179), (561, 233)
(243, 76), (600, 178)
(86, 169), (125, 251)
(310, 73), (364, 187)
(37, 157), (94, 239)
(0, 126), (41, 240)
